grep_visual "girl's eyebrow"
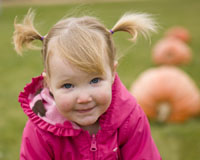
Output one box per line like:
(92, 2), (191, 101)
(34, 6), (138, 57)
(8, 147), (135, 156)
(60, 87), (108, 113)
(57, 77), (73, 84)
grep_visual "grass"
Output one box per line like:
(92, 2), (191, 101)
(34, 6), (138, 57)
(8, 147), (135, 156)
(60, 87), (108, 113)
(0, 0), (200, 159)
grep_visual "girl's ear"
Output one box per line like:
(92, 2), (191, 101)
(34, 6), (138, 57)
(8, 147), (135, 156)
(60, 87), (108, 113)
(113, 61), (118, 72)
(42, 71), (47, 78)
(42, 72), (51, 90)
(112, 61), (118, 83)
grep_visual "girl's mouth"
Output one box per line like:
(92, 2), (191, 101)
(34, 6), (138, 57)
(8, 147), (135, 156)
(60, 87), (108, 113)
(76, 107), (95, 113)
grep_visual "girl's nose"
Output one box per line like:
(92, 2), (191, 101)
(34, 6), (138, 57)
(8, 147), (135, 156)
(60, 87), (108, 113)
(77, 92), (92, 104)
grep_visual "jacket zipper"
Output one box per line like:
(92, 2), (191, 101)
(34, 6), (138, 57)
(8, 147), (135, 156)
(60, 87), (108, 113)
(90, 134), (97, 160)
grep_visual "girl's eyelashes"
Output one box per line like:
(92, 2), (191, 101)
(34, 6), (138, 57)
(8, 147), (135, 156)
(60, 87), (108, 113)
(90, 77), (101, 84)
(63, 83), (74, 89)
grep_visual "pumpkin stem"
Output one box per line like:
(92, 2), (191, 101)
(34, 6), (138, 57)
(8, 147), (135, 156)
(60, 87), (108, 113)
(157, 102), (171, 122)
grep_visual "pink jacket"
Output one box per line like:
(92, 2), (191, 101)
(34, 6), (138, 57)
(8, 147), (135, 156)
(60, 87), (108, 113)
(19, 74), (161, 160)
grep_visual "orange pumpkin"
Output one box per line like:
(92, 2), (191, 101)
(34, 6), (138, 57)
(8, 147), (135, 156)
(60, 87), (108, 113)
(152, 37), (192, 65)
(130, 66), (200, 122)
(165, 26), (191, 43)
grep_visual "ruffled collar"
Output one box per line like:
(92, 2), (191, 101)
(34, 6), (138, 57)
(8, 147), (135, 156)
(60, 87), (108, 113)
(19, 74), (136, 136)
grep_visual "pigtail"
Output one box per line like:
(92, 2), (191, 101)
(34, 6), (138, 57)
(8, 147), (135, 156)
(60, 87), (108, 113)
(13, 9), (43, 55)
(111, 12), (157, 42)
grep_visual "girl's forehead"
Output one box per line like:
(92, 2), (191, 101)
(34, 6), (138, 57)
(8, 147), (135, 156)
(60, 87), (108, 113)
(48, 49), (110, 76)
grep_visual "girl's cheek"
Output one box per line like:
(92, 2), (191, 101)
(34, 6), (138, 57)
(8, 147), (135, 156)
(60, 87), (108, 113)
(97, 87), (112, 105)
(54, 94), (74, 112)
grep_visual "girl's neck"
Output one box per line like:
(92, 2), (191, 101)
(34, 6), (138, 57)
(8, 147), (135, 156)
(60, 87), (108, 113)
(80, 121), (100, 135)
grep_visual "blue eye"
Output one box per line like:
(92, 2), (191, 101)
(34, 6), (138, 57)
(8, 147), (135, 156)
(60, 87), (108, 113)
(63, 83), (73, 89)
(90, 78), (101, 84)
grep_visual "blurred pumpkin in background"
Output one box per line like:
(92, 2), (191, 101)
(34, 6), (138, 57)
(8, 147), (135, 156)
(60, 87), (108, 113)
(130, 66), (200, 122)
(130, 26), (200, 123)
(164, 26), (191, 43)
(152, 37), (192, 65)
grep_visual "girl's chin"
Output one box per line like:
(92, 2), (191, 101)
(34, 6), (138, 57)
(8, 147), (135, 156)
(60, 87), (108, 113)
(77, 118), (99, 128)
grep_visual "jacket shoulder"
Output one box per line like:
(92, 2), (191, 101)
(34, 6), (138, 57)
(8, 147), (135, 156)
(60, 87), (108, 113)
(118, 103), (145, 145)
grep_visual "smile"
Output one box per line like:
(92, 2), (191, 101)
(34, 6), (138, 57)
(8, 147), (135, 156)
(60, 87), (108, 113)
(76, 107), (95, 113)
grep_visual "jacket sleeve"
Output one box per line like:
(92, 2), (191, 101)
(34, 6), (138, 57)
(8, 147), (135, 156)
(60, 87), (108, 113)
(20, 120), (53, 160)
(119, 105), (162, 160)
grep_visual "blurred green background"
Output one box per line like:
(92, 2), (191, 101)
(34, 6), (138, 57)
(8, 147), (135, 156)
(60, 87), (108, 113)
(1, 0), (200, 159)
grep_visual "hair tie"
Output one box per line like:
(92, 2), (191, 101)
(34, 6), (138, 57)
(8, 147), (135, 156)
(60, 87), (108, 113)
(110, 30), (114, 34)
(41, 36), (44, 41)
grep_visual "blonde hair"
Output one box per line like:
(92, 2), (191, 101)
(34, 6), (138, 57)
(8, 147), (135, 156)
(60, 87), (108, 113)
(13, 9), (157, 77)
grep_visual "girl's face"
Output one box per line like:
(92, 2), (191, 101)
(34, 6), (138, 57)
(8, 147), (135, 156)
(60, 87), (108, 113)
(47, 53), (116, 127)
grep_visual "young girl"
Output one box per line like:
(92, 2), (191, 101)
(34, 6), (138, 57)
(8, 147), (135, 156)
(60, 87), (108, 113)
(14, 9), (161, 160)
